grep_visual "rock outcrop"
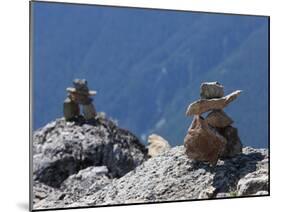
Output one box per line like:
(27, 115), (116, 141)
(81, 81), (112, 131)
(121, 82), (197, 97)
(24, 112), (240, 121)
(60, 166), (111, 197)
(184, 82), (242, 164)
(33, 114), (148, 189)
(62, 146), (267, 208)
(33, 166), (113, 209)
(32, 80), (268, 210)
(33, 124), (268, 210)
(30, 80), (269, 209)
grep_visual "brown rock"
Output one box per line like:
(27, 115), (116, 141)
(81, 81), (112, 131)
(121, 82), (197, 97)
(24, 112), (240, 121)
(184, 116), (226, 165)
(217, 126), (242, 158)
(205, 110), (233, 128)
(63, 97), (80, 121)
(200, 82), (224, 99)
(186, 90), (242, 116)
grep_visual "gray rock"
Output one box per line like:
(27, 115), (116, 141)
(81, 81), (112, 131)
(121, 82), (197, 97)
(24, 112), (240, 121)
(200, 82), (224, 99)
(33, 182), (62, 205)
(237, 168), (268, 196)
(60, 166), (111, 197)
(254, 190), (268, 195)
(32, 116), (268, 210)
(33, 166), (112, 210)
(68, 146), (268, 207)
(67, 79), (97, 96)
(33, 116), (147, 188)
(73, 79), (89, 91)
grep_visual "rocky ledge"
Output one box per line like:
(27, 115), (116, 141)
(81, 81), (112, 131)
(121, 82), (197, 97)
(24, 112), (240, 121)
(69, 146), (268, 207)
(32, 116), (268, 210)
(32, 113), (148, 209)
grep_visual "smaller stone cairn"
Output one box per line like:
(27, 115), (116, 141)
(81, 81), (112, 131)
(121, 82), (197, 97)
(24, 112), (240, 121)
(184, 82), (242, 165)
(63, 79), (97, 121)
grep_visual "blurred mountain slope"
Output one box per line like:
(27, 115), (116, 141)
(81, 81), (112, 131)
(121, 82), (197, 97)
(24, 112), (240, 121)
(32, 2), (268, 147)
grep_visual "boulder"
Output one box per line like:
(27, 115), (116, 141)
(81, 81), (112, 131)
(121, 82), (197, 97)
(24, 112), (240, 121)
(33, 145), (268, 209)
(205, 110), (233, 128)
(33, 182), (62, 205)
(147, 134), (171, 157)
(237, 168), (268, 196)
(184, 116), (226, 165)
(60, 166), (112, 197)
(33, 116), (147, 188)
(33, 166), (112, 209)
(186, 90), (242, 116)
(217, 126), (242, 158)
(200, 82), (224, 99)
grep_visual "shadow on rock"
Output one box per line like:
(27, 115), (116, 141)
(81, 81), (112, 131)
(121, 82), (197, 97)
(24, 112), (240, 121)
(190, 151), (264, 197)
(213, 152), (264, 194)
(33, 115), (148, 189)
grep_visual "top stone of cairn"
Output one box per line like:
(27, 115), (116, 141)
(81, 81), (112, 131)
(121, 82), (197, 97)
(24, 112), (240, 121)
(66, 79), (97, 96)
(200, 81), (224, 99)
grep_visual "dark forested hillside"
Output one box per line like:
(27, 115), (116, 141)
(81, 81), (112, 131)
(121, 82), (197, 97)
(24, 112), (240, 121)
(32, 2), (269, 148)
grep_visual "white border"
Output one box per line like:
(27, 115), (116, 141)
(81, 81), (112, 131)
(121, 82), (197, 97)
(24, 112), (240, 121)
(0, 1), (279, 212)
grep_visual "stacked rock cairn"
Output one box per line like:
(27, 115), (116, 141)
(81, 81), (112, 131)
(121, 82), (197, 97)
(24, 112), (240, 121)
(63, 79), (97, 121)
(184, 82), (243, 166)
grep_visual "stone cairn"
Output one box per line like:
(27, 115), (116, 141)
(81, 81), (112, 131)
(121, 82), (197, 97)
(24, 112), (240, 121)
(63, 79), (97, 121)
(184, 82), (242, 166)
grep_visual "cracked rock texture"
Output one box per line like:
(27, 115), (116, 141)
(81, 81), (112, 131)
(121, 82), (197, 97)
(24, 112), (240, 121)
(33, 116), (147, 188)
(33, 115), (148, 209)
(70, 146), (268, 207)
(33, 117), (268, 210)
